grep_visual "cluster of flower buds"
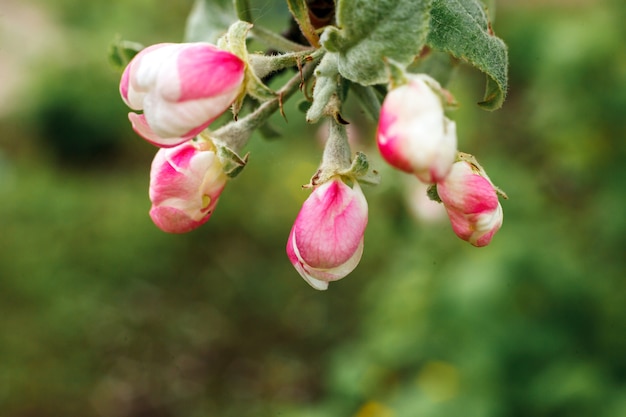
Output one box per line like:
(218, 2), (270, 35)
(119, 42), (245, 233)
(376, 74), (505, 247)
(118, 37), (505, 291)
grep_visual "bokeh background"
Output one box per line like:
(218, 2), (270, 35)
(1, 0), (624, 416)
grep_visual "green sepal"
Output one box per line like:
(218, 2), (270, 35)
(342, 152), (381, 186)
(216, 144), (249, 179)
(108, 38), (143, 71)
(218, 21), (276, 117)
(426, 0), (508, 110)
(217, 21), (251, 64)
(456, 152), (508, 199)
(418, 73), (459, 110)
(314, 152), (381, 187)
(426, 184), (442, 203)
(385, 58), (410, 90)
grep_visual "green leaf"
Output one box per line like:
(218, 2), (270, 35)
(286, 0), (320, 47)
(337, 152), (381, 186)
(426, 0), (508, 110)
(349, 83), (382, 122)
(216, 144), (249, 178)
(320, 0), (433, 86)
(218, 21), (276, 114)
(108, 39), (143, 72)
(306, 54), (340, 123)
(184, 0), (237, 43)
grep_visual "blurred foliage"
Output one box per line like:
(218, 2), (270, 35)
(1, 0), (625, 416)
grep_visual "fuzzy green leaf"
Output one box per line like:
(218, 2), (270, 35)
(306, 54), (340, 123)
(427, 0), (508, 110)
(216, 144), (249, 178)
(321, 0), (433, 86)
(184, 0), (237, 43)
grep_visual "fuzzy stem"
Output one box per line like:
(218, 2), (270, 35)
(320, 119), (352, 174)
(249, 49), (317, 80)
(212, 53), (321, 152)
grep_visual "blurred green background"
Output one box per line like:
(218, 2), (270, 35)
(1, 0), (624, 416)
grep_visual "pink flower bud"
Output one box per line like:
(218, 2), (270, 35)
(286, 179), (368, 290)
(149, 140), (228, 233)
(377, 76), (457, 183)
(436, 160), (503, 247)
(120, 43), (245, 147)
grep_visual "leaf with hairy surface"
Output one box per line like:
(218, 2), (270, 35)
(321, 0), (433, 86)
(427, 0), (508, 110)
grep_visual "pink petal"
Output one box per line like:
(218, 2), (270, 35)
(149, 205), (211, 234)
(294, 180), (368, 269)
(128, 113), (192, 148)
(120, 65), (131, 103)
(177, 44), (245, 102)
(377, 109), (413, 173)
(286, 226), (330, 290)
(438, 162), (499, 214)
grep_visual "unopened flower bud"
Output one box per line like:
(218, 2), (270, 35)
(149, 139), (227, 233)
(436, 160), (503, 247)
(120, 42), (245, 147)
(377, 75), (457, 183)
(286, 178), (368, 290)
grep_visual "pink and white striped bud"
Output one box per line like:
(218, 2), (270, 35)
(149, 139), (228, 233)
(436, 160), (503, 247)
(286, 178), (368, 290)
(120, 43), (245, 147)
(377, 75), (457, 184)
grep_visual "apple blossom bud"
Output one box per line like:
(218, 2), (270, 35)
(286, 179), (368, 290)
(120, 42), (245, 147)
(149, 139), (228, 233)
(436, 160), (503, 247)
(377, 75), (457, 183)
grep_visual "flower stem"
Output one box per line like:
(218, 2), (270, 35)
(320, 120), (352, 173)
(212, 51), (322, 152)
(249, 49), (316, 80)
